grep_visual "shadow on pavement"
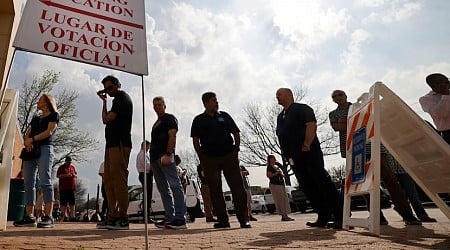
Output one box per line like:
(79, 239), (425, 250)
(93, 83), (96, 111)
(248, 228), (337, 247)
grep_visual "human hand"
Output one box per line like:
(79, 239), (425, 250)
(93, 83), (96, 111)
(97, 90), (107, 101)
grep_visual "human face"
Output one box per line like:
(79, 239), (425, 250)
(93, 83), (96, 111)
(204, 96), (219, 113)
(331, 91), (347, 105)
(268, 156), (276, 165)
(153, 99), (166, 117)
(37, 95), (48, 111)
(276, 89), (287, 106)
(103, 80), (118, 97)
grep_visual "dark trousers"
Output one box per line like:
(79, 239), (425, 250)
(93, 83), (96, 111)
(379, 155), (414, 219)
(101, 183), (108, 218)
(138, 171), (154, 219)
(441, 130), (450, 145)
(291, 149), (343, 221)
(395, 173), (428, 218)
(201, 150), (248, 224)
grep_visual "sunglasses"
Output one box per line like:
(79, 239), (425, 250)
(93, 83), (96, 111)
(103, 85), (114, 91)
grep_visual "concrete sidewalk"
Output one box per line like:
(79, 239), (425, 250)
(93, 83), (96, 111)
(0, 207), (449, 249)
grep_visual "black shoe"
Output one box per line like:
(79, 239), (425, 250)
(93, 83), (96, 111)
(154, 220), (168, 228)
(281, 217), (295, 221)
(37, 216), (54, 228)
(213, 221), (230, 229)
(419, 216), (437, 223)
(326, 220), (343, 229)
(306, 219), (328, 228)
(166, 219), (187, 229)
(249, 216), (258, 221)
(106, 218), (129, 230)
(14, 215), (37, 227)
(403, 214), (422, 226)
(240, 222), (252, 228)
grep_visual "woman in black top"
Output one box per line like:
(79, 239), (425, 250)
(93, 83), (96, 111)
(266, 155), (294, 221)
(14, 94), (59, 228)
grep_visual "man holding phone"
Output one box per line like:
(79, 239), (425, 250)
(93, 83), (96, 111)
(96, 75), (133, 230)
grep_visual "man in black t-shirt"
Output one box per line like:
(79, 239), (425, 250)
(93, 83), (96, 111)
(276, 88), (343, 229)
(150, 96), (187, 230)
(191, 92), (251, 229)
(96, 75), (133, 230)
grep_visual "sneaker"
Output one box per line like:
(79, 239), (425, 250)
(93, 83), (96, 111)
(106, 218), (129, 230)
(166, 219), (187, 229)
(37, 216), (54, 228)
(281, 217), (295, 221)
(240, 221), (252, 228)
(96, 219), (115, 229)
(14, 215), (37, 227)
(154, 220), (168, 228)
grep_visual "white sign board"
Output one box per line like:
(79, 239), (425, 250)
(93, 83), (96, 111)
(13, 0), (148, 75)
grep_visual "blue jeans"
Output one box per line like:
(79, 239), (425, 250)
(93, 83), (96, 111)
(151, 158), (186, 222)
(23, 145), (54, 206)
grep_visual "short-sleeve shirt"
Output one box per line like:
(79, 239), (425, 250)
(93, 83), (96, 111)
(105, 90), (133, 148)
(57, 163), (77, 190)
(29, 112), (60, 146)
(150, 113), (178, 160)
(191, 111), (240, 156)
(276, 103), (320, 157)
(329, 102), (352, 158)
(266, 163), (285, 185)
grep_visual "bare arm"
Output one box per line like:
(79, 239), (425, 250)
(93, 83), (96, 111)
(302, 121), (317, 152)
(167, 128), (177, 153)
(233, 132), (240, 149)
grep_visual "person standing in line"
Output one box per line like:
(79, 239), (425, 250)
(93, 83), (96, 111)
(197, 164), (217, 222)
(329, 89), (422, 226)
(386, 154), (437, 222)
(276, 88), (343, 229)
(98, 162), (108, 220)
(136, 140), (154, 223)
(175, 155), (188, 193)
(56, 156), (77, 222)
(14, 94), (59, 228)
(150, 96), (187, 230)
(240, 165), (257, 221)
(191, 92), (251, 229)
(266, 155), (294, 222)
(419, 73), (450, 145)
(96, 75), (133, 230)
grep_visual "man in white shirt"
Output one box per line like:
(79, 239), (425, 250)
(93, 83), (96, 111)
(136, 140), (153, 222)
(419, 73), (450, 145)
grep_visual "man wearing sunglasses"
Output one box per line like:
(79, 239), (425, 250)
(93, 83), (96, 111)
(96, 75), (133, 230)
(419, 73), (450, 145)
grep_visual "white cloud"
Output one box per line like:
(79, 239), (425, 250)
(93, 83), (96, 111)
(363, 1), (423, 24)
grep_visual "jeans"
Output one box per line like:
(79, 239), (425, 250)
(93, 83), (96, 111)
(152, 157), (186, 222)
(23, 145), (54, 206)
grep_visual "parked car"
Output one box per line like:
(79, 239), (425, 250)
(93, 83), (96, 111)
(128, 178), (204, 222)
(338, 186), (392, 210)
(251, 195), (266, 214)
(264, 186), (297, 214)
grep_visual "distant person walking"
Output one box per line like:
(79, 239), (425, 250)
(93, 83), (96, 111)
(14, 94), (59, 228)
(266, 155), (294, 222)
(136, 140), (154, 223)
(96, 75), (133, 230)
(56, 156), (77, 222)
(240, 165), (257, 221)
(191, 92), (251, 229)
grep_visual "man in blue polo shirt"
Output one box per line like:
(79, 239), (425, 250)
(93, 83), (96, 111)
(191, 92), (251, 229)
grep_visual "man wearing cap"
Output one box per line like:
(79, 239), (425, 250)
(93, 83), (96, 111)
(56, 156), (78, 222)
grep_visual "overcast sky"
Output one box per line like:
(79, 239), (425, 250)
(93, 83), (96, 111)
(8, 0), (450, 195)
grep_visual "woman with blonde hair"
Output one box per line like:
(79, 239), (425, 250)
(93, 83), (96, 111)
(14, 94), (60, 228)
(266, 155), (294, 221)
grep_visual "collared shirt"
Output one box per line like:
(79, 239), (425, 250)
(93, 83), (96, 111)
(191, 111), (240, 156)
(419, 91), (450, 131)
(136, 149), (151, 173)
(329, 102), (352, 158)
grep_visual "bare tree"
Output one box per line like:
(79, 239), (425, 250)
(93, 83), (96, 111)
(328, 164), (346, 184)
(17, 70), (98, 169)
(240, 86), (339, 185)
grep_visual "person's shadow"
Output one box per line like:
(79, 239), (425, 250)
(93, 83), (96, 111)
(248, 228), (337, 247)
